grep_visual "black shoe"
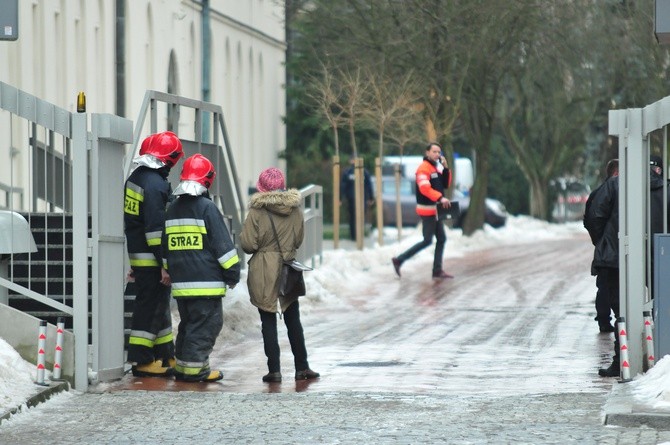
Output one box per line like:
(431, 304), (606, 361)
(262, 372), (282, 383)
(295, 368), (320, 380)
(432, 270), (454, 279)
(392, 258), (402, 277)
(599, 324), (616, 333)
(598, 362), (620, 377)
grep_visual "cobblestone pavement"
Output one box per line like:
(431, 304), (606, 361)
(3, 236), (670, 443)
(2, 389), (670, 444)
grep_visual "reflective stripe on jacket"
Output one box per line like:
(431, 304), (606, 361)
(124, 166), (171, 268)
(415, 158), (451, 216)
(162, 194), (240, 299)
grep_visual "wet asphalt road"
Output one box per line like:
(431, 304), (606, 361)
(2, 234), (670, 444)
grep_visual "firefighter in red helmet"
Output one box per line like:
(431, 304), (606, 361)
(124, 131), (184, 377)
(162, 154), (240, 382)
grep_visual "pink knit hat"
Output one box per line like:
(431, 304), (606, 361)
(256, 167), (286, 192)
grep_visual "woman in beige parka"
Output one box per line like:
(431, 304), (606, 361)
(239, 167), (320, 383)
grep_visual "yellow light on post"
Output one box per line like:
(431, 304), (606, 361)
(76, 92), (86, 113)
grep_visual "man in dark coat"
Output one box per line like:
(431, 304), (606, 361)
(588, 155), (670, 378)
(648, 154), (670, 299)
(583, 165), (620, 377)
(340, 158), (375, 241)
(584, 159), (618, 333)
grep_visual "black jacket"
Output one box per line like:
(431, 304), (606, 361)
(124, 166), (171, 268)
(649, 172), (670, 258)
(583, 176), (619, 271)
(162, 194), (240, 298)
(340, 166), (374, 202)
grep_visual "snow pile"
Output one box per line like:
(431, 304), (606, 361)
(0, 336), (40, 411)
(630, 355), (670, 411)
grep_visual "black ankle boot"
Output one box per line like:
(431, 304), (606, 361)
(598, 361), (620, 377)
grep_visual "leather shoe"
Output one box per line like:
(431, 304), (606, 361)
(432, 270), (454, 279)
(599, 324), (615, 333)
(262, 372), (282, 383)
(392, 257), (402, 277)
(295, 368), (320, 380)
(598, 362), (620, 378)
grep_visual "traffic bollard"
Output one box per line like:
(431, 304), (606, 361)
(35, 320), (48, 386)
(643, 311), (655, 371)
(52, 317), (65, 380)
(618, 316), (631, 382)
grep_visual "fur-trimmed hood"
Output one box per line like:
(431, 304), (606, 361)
(248, 188), (301, 217)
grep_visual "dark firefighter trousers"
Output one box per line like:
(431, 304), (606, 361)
(127, 267), (175, 365)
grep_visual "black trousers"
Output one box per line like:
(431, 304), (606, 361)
(595, 273), (612, 326)
(127, 267), (174, 364)
(599, 267), (620, 363)
(396, 215), (446, 273)
(259, 301), (309, 373)
(175, 298), (223, 369)
(346, 198), (365, 241)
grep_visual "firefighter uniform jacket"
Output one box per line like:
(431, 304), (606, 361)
(162, 194), (240, 298)
(415, 157), (452, 217)
(124, 166), (171, 268)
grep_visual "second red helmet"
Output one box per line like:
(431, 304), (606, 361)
(180, 154), (216, 189)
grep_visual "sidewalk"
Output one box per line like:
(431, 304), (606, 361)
(4, 227), (670, 432)
(604, 379), (670, 429)
(0, 381), (69, 425)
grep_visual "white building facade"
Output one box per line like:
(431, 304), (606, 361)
(0, 0), (287, 197)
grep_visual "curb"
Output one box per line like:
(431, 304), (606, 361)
(603, 380), (670, 430)
(0, 381), (70, 425)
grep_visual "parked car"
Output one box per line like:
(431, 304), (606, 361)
(550, 178), (590, 223)
(381, 176), (508, 228)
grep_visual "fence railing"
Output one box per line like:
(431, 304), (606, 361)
(299, 185), (323, 269)
(0, 81), (132, 391)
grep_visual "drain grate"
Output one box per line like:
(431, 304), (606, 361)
(339, 361), (404, 367)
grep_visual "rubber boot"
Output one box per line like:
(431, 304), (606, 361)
(132, 359), (173, 378)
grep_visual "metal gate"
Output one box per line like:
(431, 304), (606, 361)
(0, 81), (132, 391)
(609, 96), (670, 377)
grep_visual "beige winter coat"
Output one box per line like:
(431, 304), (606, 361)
(240, 189), (304, 313)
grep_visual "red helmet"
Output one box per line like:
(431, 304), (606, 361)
(143, 131), (184, 167)
(180, 154), (216, 189)
(139, 134), (157, 155)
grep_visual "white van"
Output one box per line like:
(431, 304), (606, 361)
(382, 155), (474, 193)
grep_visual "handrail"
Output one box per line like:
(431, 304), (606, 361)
(298, 184), (323, 269)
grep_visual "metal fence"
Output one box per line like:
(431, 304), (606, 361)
(298, 184), (323, 268)
(0, 81), (132, 391)
(609, 97), (670, 377)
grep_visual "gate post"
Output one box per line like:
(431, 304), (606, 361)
(71, 112), (89, 391)
(610, 108), (646, 377)
(90, 114), (133, 382)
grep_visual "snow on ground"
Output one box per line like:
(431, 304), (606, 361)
(1, 215), (667, 413)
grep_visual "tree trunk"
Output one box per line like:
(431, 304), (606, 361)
(528, 175), (549, 220)
(463, 148), (489, 236)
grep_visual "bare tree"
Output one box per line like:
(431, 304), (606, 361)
(304, 63), (347, 156)
(338, 67), (369, 159)
(360, 69), (422, 159)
